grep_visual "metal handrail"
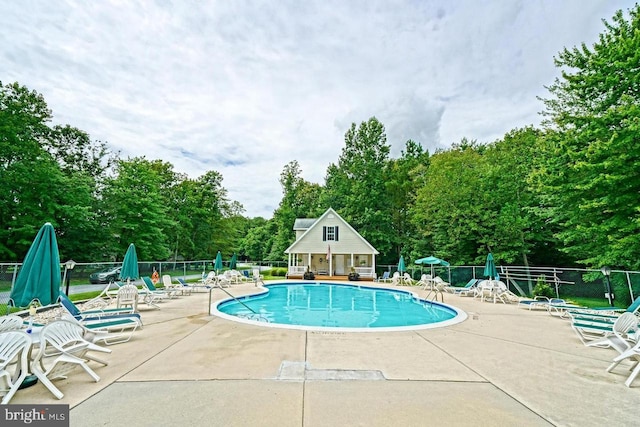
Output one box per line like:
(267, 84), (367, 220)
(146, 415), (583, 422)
(217, 286), (258, 315)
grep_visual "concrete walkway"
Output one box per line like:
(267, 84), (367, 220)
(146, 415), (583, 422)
(10, 281), (639, 426)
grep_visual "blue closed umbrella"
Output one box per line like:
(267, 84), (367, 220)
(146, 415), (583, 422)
(214, 251), (223, 273)
(119, 243), (139, 283)
(9, 223), (61, 307)
(484, 253), (497, 280)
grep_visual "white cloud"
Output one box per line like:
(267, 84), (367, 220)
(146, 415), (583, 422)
(1, 0), (634, 217)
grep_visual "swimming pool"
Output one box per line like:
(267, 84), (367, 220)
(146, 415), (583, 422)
(213, 282), (467, 332)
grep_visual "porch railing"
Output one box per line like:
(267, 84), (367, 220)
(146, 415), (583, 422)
(354, 267), (375, 278)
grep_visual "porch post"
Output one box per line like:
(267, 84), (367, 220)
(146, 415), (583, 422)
(372, 255), (376, 278)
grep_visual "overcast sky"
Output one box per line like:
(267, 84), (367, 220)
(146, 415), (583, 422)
(1, 0), (634, 218)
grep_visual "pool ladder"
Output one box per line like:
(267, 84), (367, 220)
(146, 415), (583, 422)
(219, 286), (270, 323)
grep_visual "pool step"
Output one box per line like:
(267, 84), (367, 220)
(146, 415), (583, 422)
(277, 361), (385, 381)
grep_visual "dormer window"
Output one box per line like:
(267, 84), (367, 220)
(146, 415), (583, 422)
(323, 226), (339, 241)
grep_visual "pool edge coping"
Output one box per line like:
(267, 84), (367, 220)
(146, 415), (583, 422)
(210, 279), (468, 332)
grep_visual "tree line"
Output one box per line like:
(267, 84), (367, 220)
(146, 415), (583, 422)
(0, 81), (246, 262)
(2, 5), (639, 272)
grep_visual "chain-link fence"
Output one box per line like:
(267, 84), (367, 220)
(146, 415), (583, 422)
(0, 259), (288, 312)
(2, 260), (638, 311)
(377, 264), (640, 307)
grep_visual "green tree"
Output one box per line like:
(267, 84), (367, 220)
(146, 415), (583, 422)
(411, 139), (487, 264)
(0, 82), (67, 259)
(239, 216), (273, 261)
(266, 161), (324, 261)
(45, 125), (118, 262)
(385, 140), (429, 263)
(481, 127), (565, 266)
(45, 124), (117, 179)
(537, 5), (640, 269)
(100, 157), (176, 261)
(190, 170), (232, 258)
(323, 117), (393, 260)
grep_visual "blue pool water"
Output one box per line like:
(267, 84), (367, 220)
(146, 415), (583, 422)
(214, 282), (466, 331)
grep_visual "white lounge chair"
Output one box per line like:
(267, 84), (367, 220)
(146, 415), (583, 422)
(555, 297), (640, 318)
(141, 276), (170, 307)
(176, 278), (200, 294)
(83, 282), (114, 309)
(0, 330), (31, 404)
(517, 296), (552, 310)
(142, 276), (173, 298)
(105, 281), (126, 298)
(583, 312), (638, 352)
(570, 311), (639, 346)
(445, 278), (477, 294)
(31, 320), (111, 399)
(167, 276), (192, 295)
(229, 270), (250, 284)
(376, 271), (391, 282)
(547, 299), (588, 318)
(201, 271), (218, 289)
(495, 288), (521, 304)
(223, 270), (238, 284)
(61, 313), (142, 346)
(215, 272), (231, 288)
(162, 274), (187, 296)
(60, 294), (135, 319)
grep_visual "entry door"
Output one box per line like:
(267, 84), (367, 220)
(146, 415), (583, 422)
(335, 255), (345, 275)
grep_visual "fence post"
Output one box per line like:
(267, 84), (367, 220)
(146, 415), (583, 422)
(553, 268), (560, 299)
(626, 271), (635, 302)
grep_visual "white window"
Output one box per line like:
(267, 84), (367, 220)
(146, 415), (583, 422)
(326, 226), (336, 241)
(323, 226), (339, 241)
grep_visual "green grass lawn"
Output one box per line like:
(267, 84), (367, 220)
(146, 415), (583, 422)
(562, 296), (625, 309)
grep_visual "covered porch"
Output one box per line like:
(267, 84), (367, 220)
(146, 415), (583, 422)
(286, 252), (376, 279)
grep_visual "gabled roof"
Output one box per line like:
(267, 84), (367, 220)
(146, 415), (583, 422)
(293, 218), (317, 230)
(285, 207), (379, 254)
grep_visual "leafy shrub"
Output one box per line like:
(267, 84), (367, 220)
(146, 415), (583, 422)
(532, 277), (554, 298)
(265, 268), (287, 277)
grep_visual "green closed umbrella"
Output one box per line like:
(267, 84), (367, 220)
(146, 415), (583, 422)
(214, 251), (223, 273)
(229, 253), (238, 270)
(484, 253), (497, 280)
(119, 243), (139, 283)
(9, 222), (61, 307)
(397, 255), (406, 273)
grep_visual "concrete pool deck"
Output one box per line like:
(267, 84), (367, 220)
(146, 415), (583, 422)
(10, 281), (639, 426)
